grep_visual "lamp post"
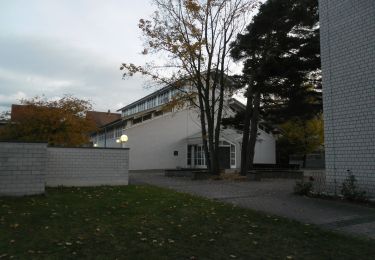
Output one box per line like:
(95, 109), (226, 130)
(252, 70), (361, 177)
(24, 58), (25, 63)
(116, 134), (128, 148)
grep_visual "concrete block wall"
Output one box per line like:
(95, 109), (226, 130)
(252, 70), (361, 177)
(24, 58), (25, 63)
(0, 142), (46, 196)
(319, 1), (375, 196)
(46, 147), (129, 187)
(0, 142), (129, 196)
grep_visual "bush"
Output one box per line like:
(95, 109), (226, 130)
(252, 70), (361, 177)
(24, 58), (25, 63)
(341, 172), (368, 202)
(294, 180), (313, 196)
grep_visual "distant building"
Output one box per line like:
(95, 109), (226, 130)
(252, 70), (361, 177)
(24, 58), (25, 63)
(86, 110), (121, 128)
(320, 1), (375, 196)
(91, 85), (276, 171)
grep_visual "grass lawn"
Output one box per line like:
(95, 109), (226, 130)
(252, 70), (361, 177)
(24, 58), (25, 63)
(0, 185), (374, 259)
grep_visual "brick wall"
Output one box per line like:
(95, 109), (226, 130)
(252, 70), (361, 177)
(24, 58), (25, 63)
(319, 1), (375, 196)
(46, 147), (129, 187)
(0, 142), (46, 196)
(0, 142), (129, 196)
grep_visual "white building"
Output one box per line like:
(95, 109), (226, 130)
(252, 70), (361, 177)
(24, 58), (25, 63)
(91, 86), (276, 171)
(319, 0), (375, 196)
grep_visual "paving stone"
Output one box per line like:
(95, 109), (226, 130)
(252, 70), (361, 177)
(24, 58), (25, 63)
(130, 172), (375, 239)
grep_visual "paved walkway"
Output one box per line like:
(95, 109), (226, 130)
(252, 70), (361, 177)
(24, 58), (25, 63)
(130, 172), (375, 239)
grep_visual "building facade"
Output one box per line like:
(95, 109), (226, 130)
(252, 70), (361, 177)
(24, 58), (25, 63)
(92, 86), (276, 171)
(319, 0), (375, 195)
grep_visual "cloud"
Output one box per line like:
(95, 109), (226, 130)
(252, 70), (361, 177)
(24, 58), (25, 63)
(0, 35), (153, 112)
(0, 91), (27, 112)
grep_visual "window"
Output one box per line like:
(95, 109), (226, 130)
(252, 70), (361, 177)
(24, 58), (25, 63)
(115, 128), (122, 138)
(187, 145), (192, 165)
(107, 129), (114, 139)
(194, 145), (206, 166)
(138, 102), (145, 112)
(158, 91), (169, 105)
(142, 113), (152, 121)
(129, 106), (137, 115)
(154, 110), (163, 117)
(174, 151), (178, 156)
(146, 97), (157, 110)
(133, 117), (142, 125)
(230, 144), (236, 166)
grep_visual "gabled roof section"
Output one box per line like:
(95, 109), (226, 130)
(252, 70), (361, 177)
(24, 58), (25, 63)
(228, 98), (246, 112)
(86, 111), (121, 128)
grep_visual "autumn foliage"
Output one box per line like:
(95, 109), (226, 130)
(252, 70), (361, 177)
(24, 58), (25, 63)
(0, 95), (97, 146)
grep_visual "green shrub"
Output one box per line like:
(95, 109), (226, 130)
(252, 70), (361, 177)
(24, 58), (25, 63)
(294, 180), (313, 196)
(341, 172), (368, 202)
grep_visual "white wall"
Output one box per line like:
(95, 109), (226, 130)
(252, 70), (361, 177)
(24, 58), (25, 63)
(105, 106), (276, 170)
(254, 130), (276, 164)
(124, 108), (202, 170)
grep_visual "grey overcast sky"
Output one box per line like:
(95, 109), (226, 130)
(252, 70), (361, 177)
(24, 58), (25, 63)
(0, 0), (156, 112)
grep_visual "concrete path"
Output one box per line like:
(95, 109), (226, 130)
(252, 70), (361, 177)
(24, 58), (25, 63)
(130, 171), (375, 239)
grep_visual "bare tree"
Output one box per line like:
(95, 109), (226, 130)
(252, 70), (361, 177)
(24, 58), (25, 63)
(121, 0), (258, 174)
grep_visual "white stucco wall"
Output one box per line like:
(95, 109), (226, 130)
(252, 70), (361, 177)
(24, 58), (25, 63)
(254, 130), (276, 164)
(97, 106), (276, 170)
(124, 108), (201, 170)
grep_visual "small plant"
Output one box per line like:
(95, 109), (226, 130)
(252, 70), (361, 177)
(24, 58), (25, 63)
(341, 171), (368, 202)
(294, 180), (313, 196)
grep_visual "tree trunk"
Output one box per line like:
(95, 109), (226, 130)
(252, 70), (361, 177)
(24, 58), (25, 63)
(302, 154), (307, 168)
(196, 83), (211, 173)
(240, 87), (254, 176)
(212, 68), (227, 176)
(207, 118), (217, 175)
(302, 121), (308, 168)
(204, 90), (216, 175)
(247, 91), (261, 171)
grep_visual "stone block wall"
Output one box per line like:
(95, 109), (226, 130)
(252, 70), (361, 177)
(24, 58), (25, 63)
(0, 142), (129, 196)
(319, 0), (375, 196)
(46, 147), (129, 187)
(0, 142), (46, 196)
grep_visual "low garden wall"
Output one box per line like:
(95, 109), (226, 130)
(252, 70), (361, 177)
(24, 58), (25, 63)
(46, 147), (129, 187)
(0, 142), (129, 196)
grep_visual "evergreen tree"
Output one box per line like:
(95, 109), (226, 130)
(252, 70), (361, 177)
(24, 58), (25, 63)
(228, 0), (321, 175)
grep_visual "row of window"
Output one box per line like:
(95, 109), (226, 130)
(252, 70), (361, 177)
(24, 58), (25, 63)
(96, 126), (124, 142)
(187, 143), (236, 167)
(122, 89), (179, 117)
